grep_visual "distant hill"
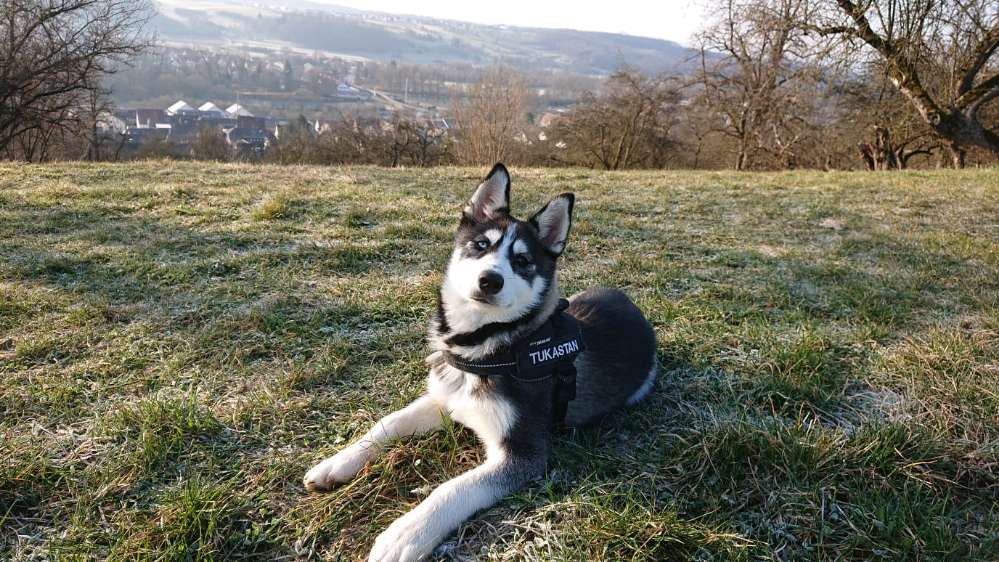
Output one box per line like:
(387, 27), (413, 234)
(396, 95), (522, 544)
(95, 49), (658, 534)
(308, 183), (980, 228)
(152, 0), (698, 74)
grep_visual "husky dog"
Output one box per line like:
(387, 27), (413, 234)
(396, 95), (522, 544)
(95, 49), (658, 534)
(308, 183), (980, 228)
(304, 164), (657, 562)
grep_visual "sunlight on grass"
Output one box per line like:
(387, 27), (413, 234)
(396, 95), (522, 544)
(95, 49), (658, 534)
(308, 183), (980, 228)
(251, 192), (293, 221)
(1, 161), (997, 560)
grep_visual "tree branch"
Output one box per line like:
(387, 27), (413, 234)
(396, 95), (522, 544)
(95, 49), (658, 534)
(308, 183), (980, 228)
(956, 21), (999, 96)
(955, 71), (999, 113)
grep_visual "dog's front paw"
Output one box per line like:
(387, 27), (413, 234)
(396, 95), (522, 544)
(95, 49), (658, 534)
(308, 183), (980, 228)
(303, 446), (370, 491)
(368, 511), (437, 562)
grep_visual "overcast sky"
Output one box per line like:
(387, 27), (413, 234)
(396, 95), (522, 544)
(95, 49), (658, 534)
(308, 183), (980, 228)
(314, 1), (709, 45)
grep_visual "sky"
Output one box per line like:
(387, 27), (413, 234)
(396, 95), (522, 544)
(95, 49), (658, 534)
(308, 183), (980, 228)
(314, 0), (709, 45)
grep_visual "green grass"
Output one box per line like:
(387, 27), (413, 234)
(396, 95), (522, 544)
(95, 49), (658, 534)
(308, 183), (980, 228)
(1, 161), (997, 560)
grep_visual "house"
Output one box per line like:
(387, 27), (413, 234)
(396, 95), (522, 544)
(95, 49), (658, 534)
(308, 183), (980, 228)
(537, 111), (563, 128)
(166, 100), (198, 117)
(235, 115), (266, 130)
(120, 109), (169, 129)
(334, 83), (367, 100)
(97, 111), (127, 133)
(113, 100), (279, 157)
(272, 116), (318, 141)
(124, 126), (170, 145)
(430, 117), (450, 131)
(226, 104), (253, 118)
(198, 102), (226, 119)
(226, 126), (275, 158)
(313, 119), (337, 134)
(426, 117), (454, 136)
(195, 102), (236, 130)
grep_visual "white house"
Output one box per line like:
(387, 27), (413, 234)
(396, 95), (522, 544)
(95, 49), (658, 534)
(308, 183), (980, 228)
(166, 100), (197, 116)
(226, 104), (254, 118)
(198, 102), (225, 118)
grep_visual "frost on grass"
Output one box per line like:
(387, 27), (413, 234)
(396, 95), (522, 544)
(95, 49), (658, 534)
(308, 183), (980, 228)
(1, 162), (997, 561)
(252, 192), (292, 220)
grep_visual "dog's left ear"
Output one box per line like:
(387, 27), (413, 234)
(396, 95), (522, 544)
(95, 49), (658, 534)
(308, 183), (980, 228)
(464, 163), (511, 222)
(530, 193), (575, 256)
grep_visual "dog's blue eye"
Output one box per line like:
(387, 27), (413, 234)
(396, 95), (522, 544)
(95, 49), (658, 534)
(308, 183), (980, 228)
(475, 239), (489, 250)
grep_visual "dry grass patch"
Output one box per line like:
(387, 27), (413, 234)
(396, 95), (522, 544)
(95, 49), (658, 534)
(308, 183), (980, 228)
(1, 161), (997, 560)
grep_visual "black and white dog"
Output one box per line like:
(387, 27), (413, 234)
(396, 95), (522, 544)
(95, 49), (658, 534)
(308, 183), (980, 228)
(304, 164), (657, 562)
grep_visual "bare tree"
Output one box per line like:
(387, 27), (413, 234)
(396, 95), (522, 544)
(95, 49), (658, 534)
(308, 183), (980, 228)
(191, 125), (231, 162)
(829, 69), (941, 169)
(452, 66), (531, 165)
(694, 0), (834, 170)
(260, 113), (453, 167)
(0, 0), (152, 159)
(82, 87), (129, 161)
(410, 123), (452, 167)
(814, 0), (999, 167)
(856, 125), (936, 169)
(552, 69), (682, 170)
(383, 118), (451, 167)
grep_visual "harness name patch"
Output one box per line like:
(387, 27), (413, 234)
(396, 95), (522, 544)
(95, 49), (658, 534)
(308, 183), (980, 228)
(442, 301), (585, 382)
(528, 338), (580, 366)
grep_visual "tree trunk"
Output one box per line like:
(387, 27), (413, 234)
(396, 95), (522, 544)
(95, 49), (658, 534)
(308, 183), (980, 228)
(858, 126), (935, 171)
(735, 140), (749, 170)
(830, 1), (999, 161)
(950, 144), (967, 169)
(858, 143), (876, 170)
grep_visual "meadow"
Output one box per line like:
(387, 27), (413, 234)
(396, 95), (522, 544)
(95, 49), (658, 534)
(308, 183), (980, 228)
(1, 162), (997, 561)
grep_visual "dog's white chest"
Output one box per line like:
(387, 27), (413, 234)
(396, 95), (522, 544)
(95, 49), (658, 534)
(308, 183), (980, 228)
(427, 364), (516, 456)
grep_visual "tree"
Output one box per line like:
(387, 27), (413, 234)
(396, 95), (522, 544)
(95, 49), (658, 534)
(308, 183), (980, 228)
(855, 125), (934, 169)
(191, 126), (231, 161)
(282, 58), (295, 91)
(552, 69), (682, 170)
(0, 0), (152, 160)
(267, 115), (317, 164)
(815, 0), (999, 167)
(452, 66), (531, 165)
(694, 0), (834, 170)
(409, 122), (453, 167)
(377, 117), (451, 167)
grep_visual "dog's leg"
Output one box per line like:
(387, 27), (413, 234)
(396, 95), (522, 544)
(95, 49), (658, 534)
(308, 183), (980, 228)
(368, 452), (543, 562)
(304, 394), (445, 491)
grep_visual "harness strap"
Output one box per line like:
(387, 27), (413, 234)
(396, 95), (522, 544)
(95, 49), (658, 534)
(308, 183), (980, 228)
(440, 298), (584, 428)
(551, 360), (577, 429)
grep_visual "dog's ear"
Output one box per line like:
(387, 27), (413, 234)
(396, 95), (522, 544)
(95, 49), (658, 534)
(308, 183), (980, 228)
(463, 163), (510, 222)
(530, 193), (575, 256)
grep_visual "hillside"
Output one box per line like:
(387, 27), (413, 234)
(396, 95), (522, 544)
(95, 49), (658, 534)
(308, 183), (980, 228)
(151, 0), (696, 74)
(2, 163), (998, 560)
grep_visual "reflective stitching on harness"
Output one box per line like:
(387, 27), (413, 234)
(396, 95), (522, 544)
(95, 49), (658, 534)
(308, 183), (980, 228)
(449, 359), (516, 369)
(438, 299), (583, 428)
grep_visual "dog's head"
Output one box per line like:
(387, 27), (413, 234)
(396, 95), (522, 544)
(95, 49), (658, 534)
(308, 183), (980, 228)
(440, 163), (574, 330)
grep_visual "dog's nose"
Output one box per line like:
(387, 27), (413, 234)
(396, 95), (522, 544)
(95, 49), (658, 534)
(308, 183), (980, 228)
(478, 271), (504, 295)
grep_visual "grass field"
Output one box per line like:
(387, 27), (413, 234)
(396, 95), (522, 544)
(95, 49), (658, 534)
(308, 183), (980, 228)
(1, 161), (997, 561)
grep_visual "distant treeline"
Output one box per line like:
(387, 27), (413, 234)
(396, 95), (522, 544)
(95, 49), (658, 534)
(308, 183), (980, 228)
(3, 0), (997, 170)
(92, 65), (999, 171)
(104, 47), (600, 119)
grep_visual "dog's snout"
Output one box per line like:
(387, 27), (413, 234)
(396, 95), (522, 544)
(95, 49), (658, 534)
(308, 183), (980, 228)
(478, 271), (504, 295)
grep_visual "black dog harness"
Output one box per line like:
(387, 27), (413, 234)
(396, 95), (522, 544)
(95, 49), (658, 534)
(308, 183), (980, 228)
(442, 299), (585, 427)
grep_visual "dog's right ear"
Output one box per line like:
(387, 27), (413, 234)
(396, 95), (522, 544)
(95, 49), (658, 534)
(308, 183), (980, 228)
(530, 193), (574, 256)
(463, 163), (510, 222)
